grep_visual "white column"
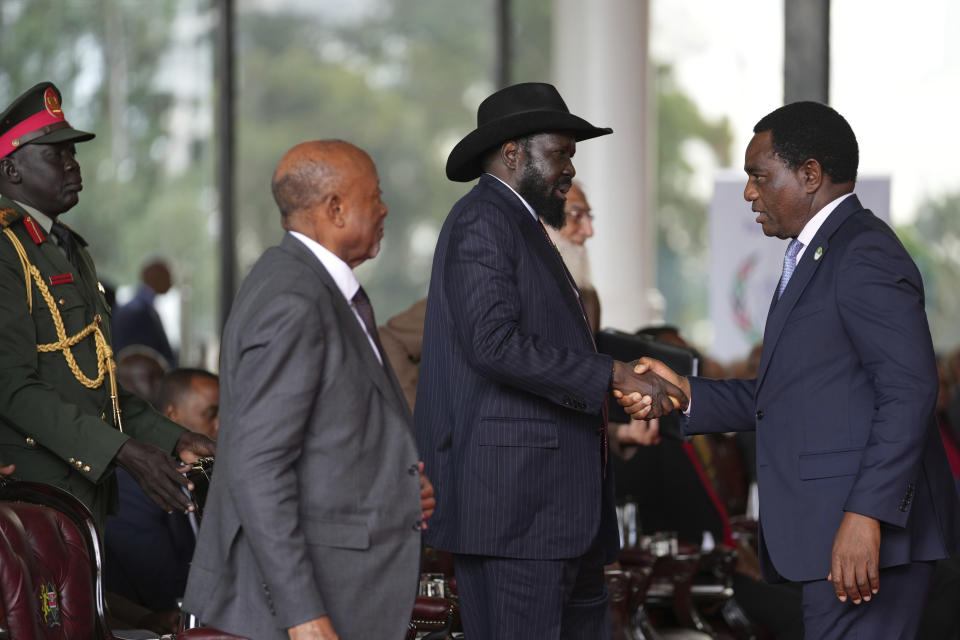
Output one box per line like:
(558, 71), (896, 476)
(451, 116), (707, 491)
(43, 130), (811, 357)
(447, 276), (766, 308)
(552, 0), (655, 332)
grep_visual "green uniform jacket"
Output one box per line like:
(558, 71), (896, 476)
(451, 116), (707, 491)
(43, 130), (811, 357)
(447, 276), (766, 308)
(0, 196), (185, 530)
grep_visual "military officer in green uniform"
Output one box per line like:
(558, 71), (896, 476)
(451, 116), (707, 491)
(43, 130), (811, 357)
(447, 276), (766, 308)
(0, 82), (215, 532)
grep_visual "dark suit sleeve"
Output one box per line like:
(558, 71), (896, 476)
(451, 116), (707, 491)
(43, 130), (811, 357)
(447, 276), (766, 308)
(220, 291), (327, 627)
(684, 377), (758, 435)
(379, 297), (427, 411)
(106, 470), (194, 611)
(443, 202), (612, 414)
(836, 231), (938, 527)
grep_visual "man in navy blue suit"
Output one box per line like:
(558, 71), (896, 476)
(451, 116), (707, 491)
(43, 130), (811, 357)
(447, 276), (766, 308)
(415, 83), (684, 639)
(106, 368), (219, 615)
(621, 102), (960, 638)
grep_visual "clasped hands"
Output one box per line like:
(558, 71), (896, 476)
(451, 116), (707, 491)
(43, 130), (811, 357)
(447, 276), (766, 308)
(611, 357), (690, 419)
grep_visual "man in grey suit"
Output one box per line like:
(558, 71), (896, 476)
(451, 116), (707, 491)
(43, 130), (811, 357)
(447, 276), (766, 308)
(183, 140), (434, 640)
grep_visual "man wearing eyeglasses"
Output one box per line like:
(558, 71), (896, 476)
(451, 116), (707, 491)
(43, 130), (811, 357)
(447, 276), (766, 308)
(545, 181), (600, 332)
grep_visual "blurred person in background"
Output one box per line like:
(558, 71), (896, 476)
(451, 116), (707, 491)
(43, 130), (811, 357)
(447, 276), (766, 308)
(112, 257), (176, 365)
(545, 181), (600, 332)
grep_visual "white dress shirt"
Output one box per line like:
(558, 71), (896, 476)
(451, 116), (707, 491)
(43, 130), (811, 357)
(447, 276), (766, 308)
(289, 231), (382, 364)
(794, 192), (853, 262)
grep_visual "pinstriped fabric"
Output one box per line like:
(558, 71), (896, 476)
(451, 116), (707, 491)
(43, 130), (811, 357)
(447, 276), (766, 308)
(454, 549), (611, 639)
(414, 174), (620, 565)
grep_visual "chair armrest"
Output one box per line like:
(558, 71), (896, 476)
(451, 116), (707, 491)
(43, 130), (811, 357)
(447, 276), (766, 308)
(410, 596), (459, 631)
(176, 628), (249, 640)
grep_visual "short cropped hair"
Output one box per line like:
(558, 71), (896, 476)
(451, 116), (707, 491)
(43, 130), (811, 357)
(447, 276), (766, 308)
(157, 368), (218, 411)
(754, 102), (858, 184)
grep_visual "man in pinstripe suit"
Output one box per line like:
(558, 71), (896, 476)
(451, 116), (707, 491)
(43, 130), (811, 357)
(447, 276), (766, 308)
(415, 83), (683, 639)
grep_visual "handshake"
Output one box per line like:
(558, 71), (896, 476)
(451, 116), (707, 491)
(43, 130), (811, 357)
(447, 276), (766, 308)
(611, 358), (691, 419)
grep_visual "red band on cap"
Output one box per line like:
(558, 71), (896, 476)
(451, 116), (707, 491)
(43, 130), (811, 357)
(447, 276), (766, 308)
(0, 108), (66, 160)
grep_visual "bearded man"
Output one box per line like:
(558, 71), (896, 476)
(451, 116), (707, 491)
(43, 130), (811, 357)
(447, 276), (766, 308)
(545, 181), (600, 332)
(414, 82), (683, 639)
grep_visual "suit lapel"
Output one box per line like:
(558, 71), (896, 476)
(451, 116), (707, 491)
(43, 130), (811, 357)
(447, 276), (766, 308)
(480, 176), (595, 348)
(755, 195), (863, 391)
(278, 234), (410, 419)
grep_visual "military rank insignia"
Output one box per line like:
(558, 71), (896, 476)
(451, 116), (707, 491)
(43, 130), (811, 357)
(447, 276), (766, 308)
(0, 207), (16, 228)
(39, 580), (61, 627)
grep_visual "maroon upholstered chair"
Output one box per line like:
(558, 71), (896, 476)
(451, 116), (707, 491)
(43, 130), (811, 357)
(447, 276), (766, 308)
(0, 479), (246, 640)
(0, 480), (111, 639)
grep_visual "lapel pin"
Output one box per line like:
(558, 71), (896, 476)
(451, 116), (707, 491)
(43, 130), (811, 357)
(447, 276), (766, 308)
(814, 246), (823, 261)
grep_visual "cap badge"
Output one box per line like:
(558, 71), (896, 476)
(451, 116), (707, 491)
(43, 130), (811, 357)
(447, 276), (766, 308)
(43, 88), (63, 118)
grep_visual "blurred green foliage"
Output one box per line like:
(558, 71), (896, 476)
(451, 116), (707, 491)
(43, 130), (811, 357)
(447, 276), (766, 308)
(15, 0), (954, 364)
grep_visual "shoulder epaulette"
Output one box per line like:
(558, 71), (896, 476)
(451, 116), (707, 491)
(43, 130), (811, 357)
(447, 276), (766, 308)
(0, 206), (20, 229)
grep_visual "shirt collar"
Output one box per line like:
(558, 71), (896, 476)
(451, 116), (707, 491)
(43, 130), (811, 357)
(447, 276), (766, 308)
(289, 230), (360, 303)
(12, 199), (55, 233)
(485, 173), (538, 221)
(796, 192), (854, 249)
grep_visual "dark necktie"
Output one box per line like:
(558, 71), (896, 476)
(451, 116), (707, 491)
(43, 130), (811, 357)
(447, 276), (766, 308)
(351, 285), (386, 366)
(49, 221), (80, 270)
(538, 220), (609, 476)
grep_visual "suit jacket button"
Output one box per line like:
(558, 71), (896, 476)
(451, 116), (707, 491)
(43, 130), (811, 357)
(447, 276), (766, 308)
(412, 521), (422, 531)
(408, 464), (418, 476)
(755, 410), (764, 420)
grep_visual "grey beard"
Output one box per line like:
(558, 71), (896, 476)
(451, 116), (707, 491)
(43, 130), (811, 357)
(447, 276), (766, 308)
(545, 227), (593, 287)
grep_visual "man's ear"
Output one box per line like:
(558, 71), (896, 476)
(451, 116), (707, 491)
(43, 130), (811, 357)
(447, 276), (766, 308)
(500, 140), (521, 172)
(163, 404), (178, 422)
(801, 158), (822, 193)
(0, 157), (20, 184)
(327, 194), (346, 227)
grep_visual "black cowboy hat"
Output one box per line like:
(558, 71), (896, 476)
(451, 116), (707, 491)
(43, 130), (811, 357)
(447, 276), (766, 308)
(445, 82), (612, 182)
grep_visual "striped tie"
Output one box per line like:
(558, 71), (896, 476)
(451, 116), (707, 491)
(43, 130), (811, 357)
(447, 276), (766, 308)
(777, 239), (804, 299)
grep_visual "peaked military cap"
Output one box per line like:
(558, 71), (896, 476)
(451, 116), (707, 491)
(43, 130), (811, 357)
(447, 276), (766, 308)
(0, 82), (95, 160)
